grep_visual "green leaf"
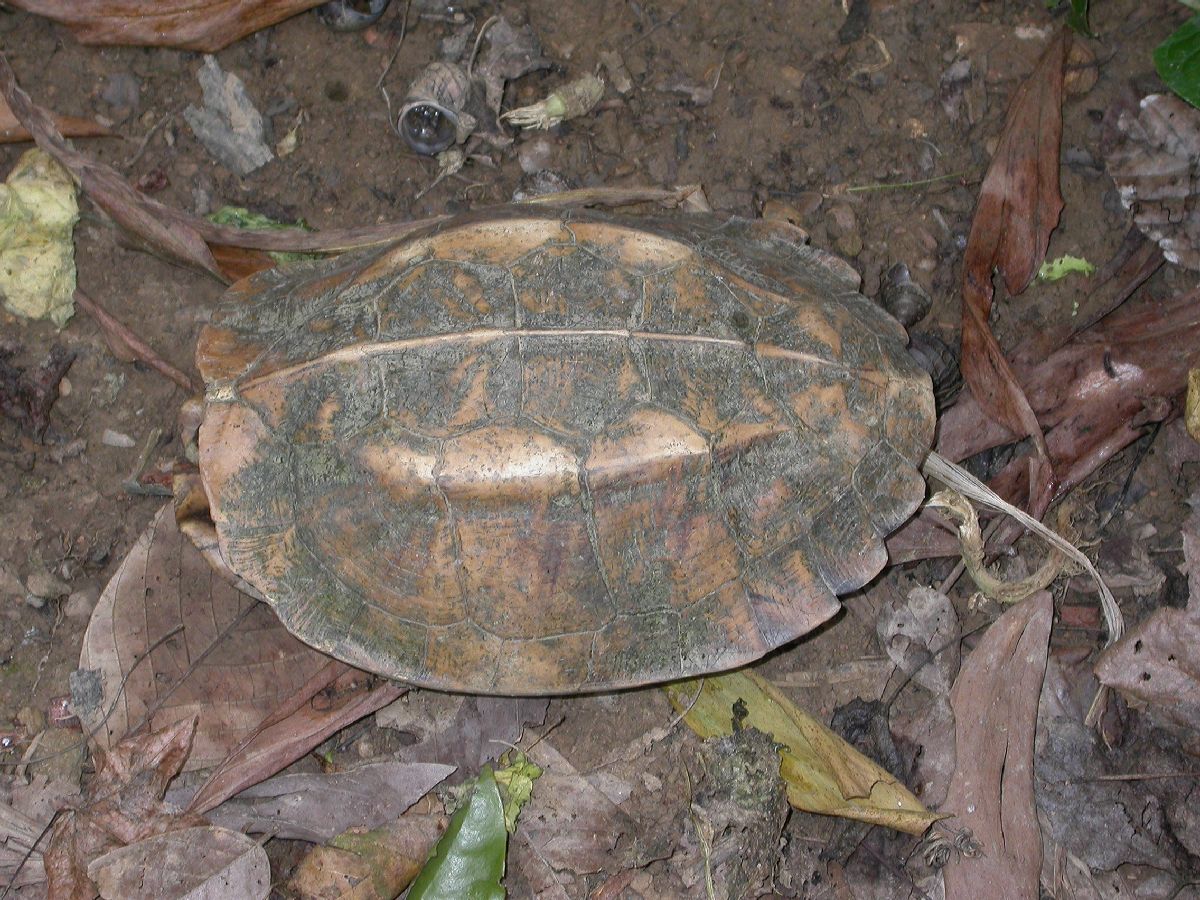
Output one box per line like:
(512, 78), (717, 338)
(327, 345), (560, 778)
(1156, 15), (1200, 108)
(407, 767), (507, 900)
(492, 751), (542, 833)
(1037, 254), (1096, 281)
(206, 205), (317, 263)
(1067, 0), (1091, 35)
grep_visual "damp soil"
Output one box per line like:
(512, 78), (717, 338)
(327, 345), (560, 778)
(0, 0), (1196, 895)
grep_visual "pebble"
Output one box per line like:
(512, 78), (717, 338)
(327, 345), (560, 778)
(26, 569), (71, 601)
(828, 203), (857, 236)
(64, 585), (100, 620)
(0, 565), (22, 600)
(49, 437), (87, 465)
(102, 428), (136, 448)
(17, 705), (46, 734)
(101, 72), (141, 110)
(827, 203), (863, 258)
(517, 136), (555, 175)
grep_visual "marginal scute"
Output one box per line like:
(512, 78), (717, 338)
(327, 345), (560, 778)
(195, 207), (936, 694)
(742, 540), (839, 645)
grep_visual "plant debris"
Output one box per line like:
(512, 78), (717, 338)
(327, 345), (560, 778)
(183, 56), (273, 177)
(0, 342), (75, 441)
(0, 147), (78, 325)
(503, 73), (606, 130)
(941, 593), (1052, 898)
(5, 0), (329, 52)
(1107, 93), (1200, 271)
(959, 28), (1069, 520)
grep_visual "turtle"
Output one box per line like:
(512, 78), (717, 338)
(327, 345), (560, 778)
(182, 207), (935, 695)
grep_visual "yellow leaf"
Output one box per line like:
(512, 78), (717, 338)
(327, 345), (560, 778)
(0, 148), (78, 326)
(664, 670), (942, 835)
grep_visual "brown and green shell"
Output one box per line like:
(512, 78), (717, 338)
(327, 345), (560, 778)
(195, 208), (935, 694)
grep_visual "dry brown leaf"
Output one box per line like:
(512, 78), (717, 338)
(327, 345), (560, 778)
(1093, 491), (1200, 730)
(208, 242), (279, 281)
(200, 760), (454, 842)
(960, 27), (1069, 518)
(942, 592), (1052, 900)
(184, 662), (404, 816)
(43, 718), (208, 899)
(76, 505), (330, 770)
(0, 94), (110, 143)
(517, 740), (643, 876)
(288, 803), (446, 900)
(1108, 93), (1200, 271)
(0, 776), (75, 888)
(87, 825), (269, 899)
(8, 0), (326, 53)
(374, 693), (548, 783)
(889, 285), (1200, 562)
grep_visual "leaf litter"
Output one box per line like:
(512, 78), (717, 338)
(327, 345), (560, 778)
(3, 2), (1200, 897)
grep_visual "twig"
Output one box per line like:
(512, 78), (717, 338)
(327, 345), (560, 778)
(123, 112), (171, 171)
(374, 0), (414, 91)
(73, 290), (198, 394)
(844, 171), (971, 194)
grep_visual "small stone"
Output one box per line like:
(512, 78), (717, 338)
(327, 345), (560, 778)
(778, 65), (805, 91)
(828, 203), (857, 236)
(0, 565), (22, 600)
(517, 136), (555, 175)
(835, 231), (864, 258)
(599, 50), (634, 94)
(101, 428), (135, 448)
(49, 437), (87, 465)
(17, 705), (46, 734)
(26, 569), (70, 601)
(101, 72), (141, 110)
(64, 585), (100, 620)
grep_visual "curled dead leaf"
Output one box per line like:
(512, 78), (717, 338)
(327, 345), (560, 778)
(1108, 93), (1200, 271)
(6, 0), (327, 53)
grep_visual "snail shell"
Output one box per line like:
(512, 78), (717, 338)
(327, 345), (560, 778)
(317, 0), (391, 32)
(878, 262), (932, 328)
(398, 61), (478, 156)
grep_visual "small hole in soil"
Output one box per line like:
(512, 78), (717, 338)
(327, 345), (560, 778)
(1140, 672), (1152, 681)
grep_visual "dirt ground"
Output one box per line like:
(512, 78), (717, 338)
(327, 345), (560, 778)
(2, 0), (1199, 896)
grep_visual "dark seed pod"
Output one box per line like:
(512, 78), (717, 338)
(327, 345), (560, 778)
(907, 331), (962, 411)
(398, 61), (477, 156)
(317, 0), (391, 32)
(879, 262), (932, 328)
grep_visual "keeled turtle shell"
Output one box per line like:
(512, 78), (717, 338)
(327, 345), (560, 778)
(196, 208), (935, 694)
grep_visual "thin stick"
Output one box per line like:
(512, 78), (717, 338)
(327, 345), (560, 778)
(73, 289), (198, 393)
(844, 171), (971, 194)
